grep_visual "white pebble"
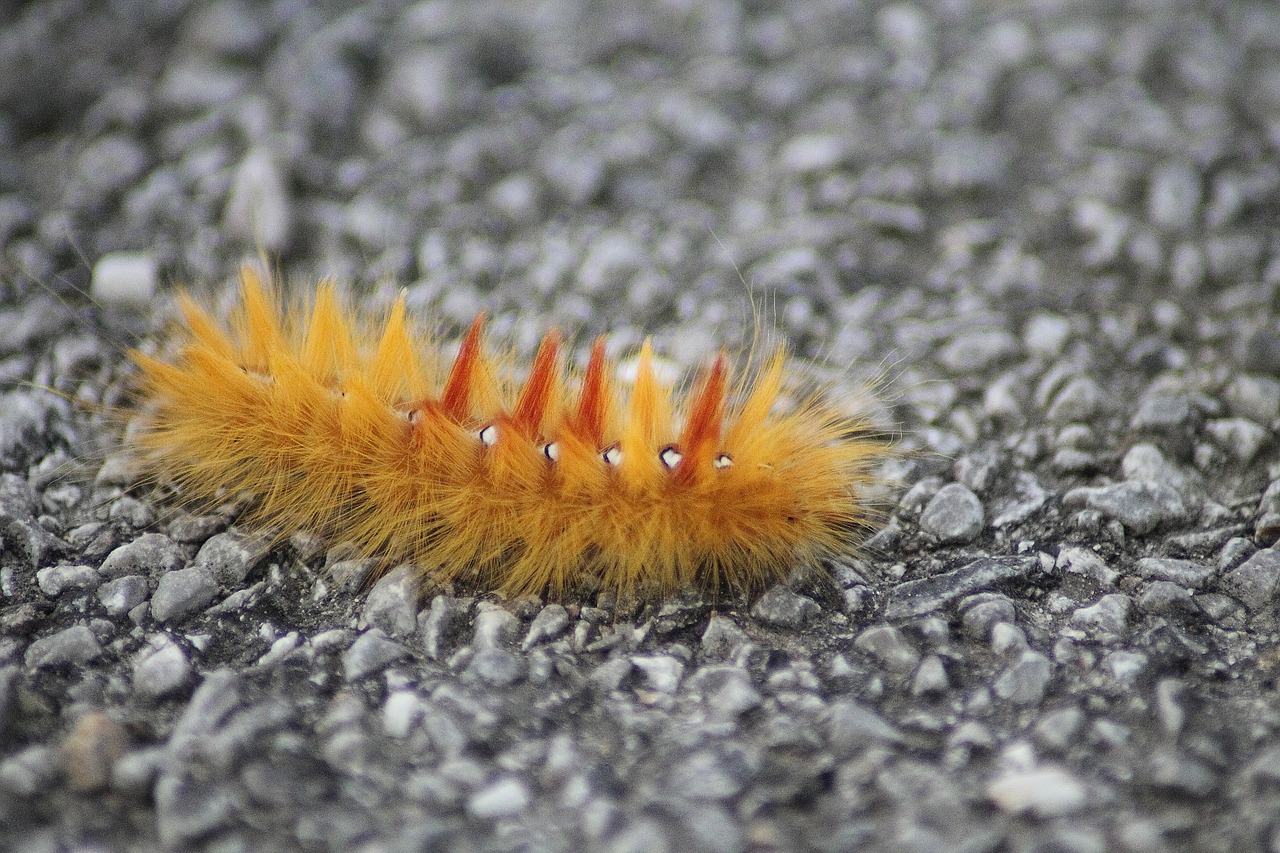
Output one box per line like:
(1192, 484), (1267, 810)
(91, 252), (157, 307)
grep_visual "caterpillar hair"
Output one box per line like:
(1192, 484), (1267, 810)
(129, 266), (893, 602)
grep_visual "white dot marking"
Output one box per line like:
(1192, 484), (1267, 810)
(478, 424), (498, 446)
(659, 446), (682, 469)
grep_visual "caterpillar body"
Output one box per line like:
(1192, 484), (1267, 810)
(130, 267), (889, 602)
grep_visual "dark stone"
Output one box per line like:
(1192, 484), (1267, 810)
(883, 557), (1036, 620)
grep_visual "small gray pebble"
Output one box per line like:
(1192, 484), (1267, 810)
(150, 567), (219, 623)
(993, 650), (1053, 705)
(609, 817), (672, 853)
(1218, 537), (1256, 571)
(828, 558), (870, 588)
(193, 530), (266, 587)
(1134, 557), (1213, 587)
(0, 473), (36, 516)
(669, 751), (746, 801)
(1, 515), (64, 571)
(327, 558), (378, 594)
(342, 629), (411, 682)
(588, 658), (634, 694)
(1195, 593), (1244, 625)
(0, 393), (68, 468)
(183, 2), (266, 55)
(1053, 448), (1099, 474)
(1045, 375), (1105, 422)
(466, 648), (524, 687)
(1055, 547), (1118, 587)
(132, 634), (191, 700)
(224, 148), (291, 251)
(750, 586), (820, 628)
(1033, 707), (1084, 752)
(43, 481), (82, 514)
(1056, 424), (1097, 450)
(931, 133), (1013, 192)
(256, 632), (300, 668)
(168, 514), (227, 544)
(25, 625), (102, 669)
(467, 777), (529, 819)
(154, 769), (237, 846)
(1103, 650), (1147, 685)
(676, 806), (744, 853)
(521, 604), (570, 650)
(983, 373), (1027, 422)
(1130, 394), (1196, 453)
(1063, 480), (1187, 535)
(630, 655), (684, 693)
(472, 605), (519, 651)
(1221, 549), (1280, 610)
(111, 747), (166, 799)
(988, 765), (1086, 817)
(920, 483), (985, 543)
(419, 595), (468, 660)
(309, 628), (353, 652)
(1147, 160), (1202, 232)
(911, 655), (949, 695)
(1147, 748), (1217, 797)
(826, 700), (904, 753)
(988, 468), (1049, 527)
(76, 138), (149, 204)
(961, 597), (1016, 639)
(99, 533), (184, 579)
(206, 582), (263, 616)
(990, 622), (1029, 655)
(97, 575), (149, 617)
(954, 449), (1002, 493)
(1170, 242), (1206, 289)
(1121, 444), (1197, 494)
(580, 797), (622, 841)
(170, 670), (241, 747)
(1204, 418), (1267, 463)
(361, 565), (420, 638)
(382, 690), (425, 739)
(949, 720), (996, 751)
(779, 133), (846, 173)
(0, 745), (58, 796)
(94, 455), (139, 489)
(1070, 594), (1131, 635)
(36, 564), (98, 597)
(107, 496), (156, 529)
(853, 624), (920, 674)
(936, 329), (1019, 373)
(693, 667), (762, 722)
(842, 585), (873, 616)
(1224, 374), (1280, 423)
(1137, 581), (1196, 615)
(898, 477), (943, 516)
(1024, 313), (1072, 358)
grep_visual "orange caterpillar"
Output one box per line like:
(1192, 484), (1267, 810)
(130, 267), (889, 601)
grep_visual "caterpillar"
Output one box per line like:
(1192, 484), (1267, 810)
(128, 266), (890, 602)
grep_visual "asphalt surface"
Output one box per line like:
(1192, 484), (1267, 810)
(2, 0), (1280, 851)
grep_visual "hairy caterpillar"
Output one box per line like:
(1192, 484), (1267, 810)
(129, 266), (890, 602)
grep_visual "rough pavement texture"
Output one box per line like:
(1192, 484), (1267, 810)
(3, 1), (1280, 851)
